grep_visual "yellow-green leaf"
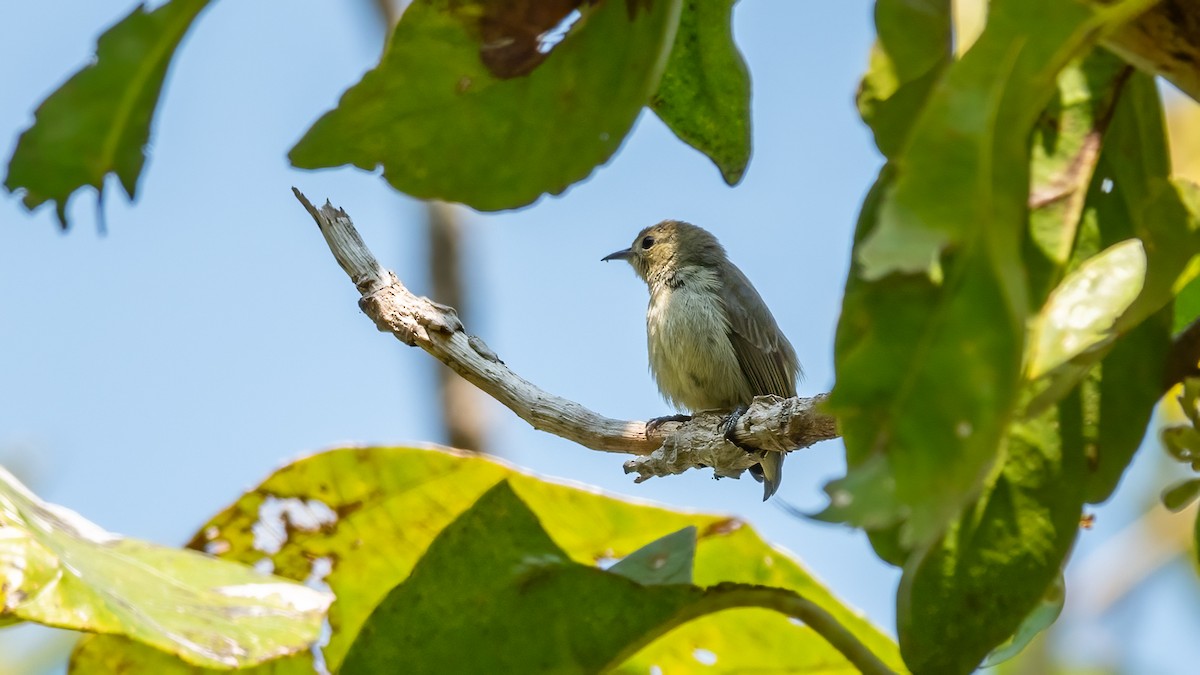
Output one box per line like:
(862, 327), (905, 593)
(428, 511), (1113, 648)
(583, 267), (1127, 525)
(0, 466), (329, 669)
(71, 446), (904, 673)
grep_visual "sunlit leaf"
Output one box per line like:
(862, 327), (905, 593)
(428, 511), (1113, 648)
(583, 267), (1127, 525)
(0, 466), (329, 669)
(1027, 238), (1146, 380)
(1176, 274), (1200, 333)
(342, 482), (894, 674)
(72, 447), (903, 673)
(1027, 72), (1193, 500)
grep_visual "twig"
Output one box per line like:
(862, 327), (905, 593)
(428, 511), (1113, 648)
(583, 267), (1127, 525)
(292, 189), (840, 482)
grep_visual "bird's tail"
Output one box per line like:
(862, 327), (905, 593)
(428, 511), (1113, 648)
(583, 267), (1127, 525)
(754, 453), (783, 501)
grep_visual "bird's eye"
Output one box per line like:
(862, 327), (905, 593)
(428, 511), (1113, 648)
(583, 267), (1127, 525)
(641, 236), (655, 249)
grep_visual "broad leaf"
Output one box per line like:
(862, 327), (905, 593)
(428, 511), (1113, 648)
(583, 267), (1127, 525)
(0, 466), (329, 669)
(290, 0), (682, 210)
(72, 447), (904, 673)
(828, 0), (1156, 548)
(650, 0), (751, 185)
(4, 0), (211, 228)
(342, 482), (895, 674)
(897, 386), (1087, 673)
(819, 0), (952, 563)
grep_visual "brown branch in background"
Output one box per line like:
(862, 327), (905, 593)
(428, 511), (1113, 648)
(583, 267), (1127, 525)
(371, 0), (402, 28)
(292, 189), (840, 483)
(1102, 0), (1200, 104)
(427, 202), (490, 453)
(367, 0), (489, 453)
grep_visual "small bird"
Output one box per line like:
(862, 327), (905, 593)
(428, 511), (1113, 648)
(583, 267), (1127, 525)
(603, 220), (802, 500)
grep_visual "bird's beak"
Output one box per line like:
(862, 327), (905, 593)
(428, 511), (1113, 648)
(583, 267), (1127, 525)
(602, 248), (634, 262)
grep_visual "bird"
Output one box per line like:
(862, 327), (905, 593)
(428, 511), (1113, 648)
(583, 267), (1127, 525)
(603, 220), (802, 500)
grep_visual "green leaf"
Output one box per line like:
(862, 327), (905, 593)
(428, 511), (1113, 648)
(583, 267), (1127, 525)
(649, 0), (750, 184)
(828, 0), (1156, 549)
(1028, 72), (1190, 499)
(980, 576), (1065, 668)
(1025, 51), (1133, 303)
(1193, 506), (1200, 572)
(608, 526), (695, 585)
(1084, 305), (1171, 502)
(897, 385), (1086, 674)
(857, 0), (952, 159)
(1176, 273), (1200, 333)
(822, 1), (951, 561)
(344, 482), (897, 675)
(1162, 478), (1200, 512)
(4, 0), (210, 228)
(289, 0), (682, 211)
(341, 479), (672, 673)
(857, 0), (1157, 278)
(1026, 238), (1146, 380)
(72, 447), (904, 674)
(0, 466), (329, 669)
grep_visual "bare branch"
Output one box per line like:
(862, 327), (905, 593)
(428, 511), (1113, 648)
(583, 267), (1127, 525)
(293, 189), (840, 482)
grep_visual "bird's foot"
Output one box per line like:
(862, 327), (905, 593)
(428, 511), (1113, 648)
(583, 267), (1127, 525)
(646, 413), (692, 434)
(722, 405), (759, 454)
(725, 406), (781, 500)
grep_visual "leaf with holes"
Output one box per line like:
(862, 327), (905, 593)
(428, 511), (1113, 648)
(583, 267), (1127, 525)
(70, 446), (903, 673)
(0, 466), (328, 669)
(342, 482), (896, 674)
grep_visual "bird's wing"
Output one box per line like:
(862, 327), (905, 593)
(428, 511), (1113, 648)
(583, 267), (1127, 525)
(720, 264), (801, 398)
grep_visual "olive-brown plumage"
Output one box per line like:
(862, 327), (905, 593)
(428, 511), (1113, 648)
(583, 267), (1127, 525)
(603, 220), (802, 499)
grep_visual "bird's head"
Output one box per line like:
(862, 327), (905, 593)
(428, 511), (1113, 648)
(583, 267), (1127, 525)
(602, 220), (727, 284)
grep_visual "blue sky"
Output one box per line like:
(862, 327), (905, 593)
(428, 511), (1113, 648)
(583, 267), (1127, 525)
(2, 1), (1198, 672)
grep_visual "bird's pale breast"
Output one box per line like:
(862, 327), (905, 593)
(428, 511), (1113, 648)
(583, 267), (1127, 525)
(646, 267), (751, 412)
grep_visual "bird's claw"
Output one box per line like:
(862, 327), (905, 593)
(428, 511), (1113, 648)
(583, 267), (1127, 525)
(722, 405), (759, 454)
(646, 413), (692, 434)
